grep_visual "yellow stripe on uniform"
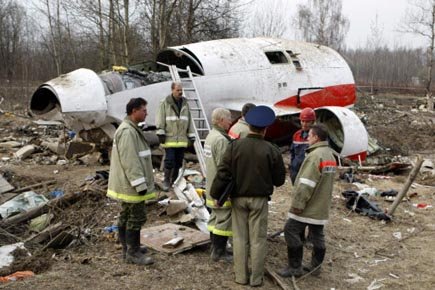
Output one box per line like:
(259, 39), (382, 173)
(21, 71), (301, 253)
(107, 190), (156, 202)
(162, 141), (188, 148)
(213, 228), (233, 237)
(206, 199), (232, 208)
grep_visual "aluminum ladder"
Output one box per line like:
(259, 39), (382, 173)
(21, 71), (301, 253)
(168, 65), (210, 177)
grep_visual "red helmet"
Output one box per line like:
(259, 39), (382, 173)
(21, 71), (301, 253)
(300, 108), (316, 121)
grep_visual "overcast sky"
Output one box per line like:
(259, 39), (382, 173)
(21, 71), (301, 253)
(341, 0), (426, 49)
(245, 0), (428, 49)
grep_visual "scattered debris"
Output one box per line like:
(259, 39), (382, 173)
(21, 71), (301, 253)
(0, 243), (29, 270)
(0, 175), (14, 194)
(342, 191), (391, 221)
(0, 191), (49, 219)
(140, 223), (209, 255)
(345, 273), (364, 284)
(0, 270), (34, 283)
(14, 145), (36, 160)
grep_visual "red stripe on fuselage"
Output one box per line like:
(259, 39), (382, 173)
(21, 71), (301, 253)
(274, 84), (356, 109)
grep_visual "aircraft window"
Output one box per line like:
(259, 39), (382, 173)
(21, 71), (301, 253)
(287, 50), (303, 70)
(265, 51), (288, 64)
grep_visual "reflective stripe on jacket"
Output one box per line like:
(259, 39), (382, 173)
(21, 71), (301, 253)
(289, 141), (337, 224)
(156, 94), (195, 148)
(107, 118), (156, 203)
(205, 126), (231, 208)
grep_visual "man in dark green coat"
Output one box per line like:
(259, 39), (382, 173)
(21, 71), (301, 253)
(278, 124), (337, 278)
(211, 106), (286, 286)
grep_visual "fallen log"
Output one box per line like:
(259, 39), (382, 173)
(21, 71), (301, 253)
(25, 222), (65, 245)
(388, 156), (424, 216)
(14, 180), (57, 193)
(0, 191), (84, 228)
(265, 266), (291, 290)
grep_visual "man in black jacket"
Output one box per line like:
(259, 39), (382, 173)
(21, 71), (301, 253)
(211, 105), (286, 287)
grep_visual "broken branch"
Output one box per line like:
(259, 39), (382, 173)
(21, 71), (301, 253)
(388, 156), (424, 215)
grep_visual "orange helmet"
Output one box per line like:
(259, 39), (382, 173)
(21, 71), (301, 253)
(300, 108), (316, 121)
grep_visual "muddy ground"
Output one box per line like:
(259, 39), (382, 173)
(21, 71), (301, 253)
(0, 92), (434, 289)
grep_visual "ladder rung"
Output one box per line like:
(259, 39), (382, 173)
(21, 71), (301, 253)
(190, 107), (201, 110)
(196, 128), (209, 131)
(187, 98), (198, 101)
(183, 88), (196, 91)
(193, 118), (206, 121)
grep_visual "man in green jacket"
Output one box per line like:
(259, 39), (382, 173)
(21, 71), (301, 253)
(278, 124), (337, 278)
(107, 98), (156, 265)
(211, 105), (286, 286)
(205, 108), (233, 263)
(156, 82), (196, 191)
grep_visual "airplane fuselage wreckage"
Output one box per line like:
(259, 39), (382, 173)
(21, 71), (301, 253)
(30, 37), (368, 161)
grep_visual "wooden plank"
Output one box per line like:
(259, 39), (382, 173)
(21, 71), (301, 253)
(140, 223), (210, 255)
(0, 175), (14, 194)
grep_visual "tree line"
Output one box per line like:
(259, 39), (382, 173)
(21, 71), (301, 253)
(0, 0), (433, 96)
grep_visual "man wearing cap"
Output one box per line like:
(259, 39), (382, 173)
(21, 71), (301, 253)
(204, 108), (233, 263)
(278, 124), (337, 278)
(156, 82), (196, 191)
(107, 98), (156, 266)
(211, 105), (286, 286)
(228, 103), (256, 139)
(290, 107), (316, 184)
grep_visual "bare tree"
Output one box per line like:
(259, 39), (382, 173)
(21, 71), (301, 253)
(0, 0), (26, 79)
(366, 14), (385, 94)
(400, 0), (435, 111)
(243, 0), (288, 38)
(294, 0), (349, 51)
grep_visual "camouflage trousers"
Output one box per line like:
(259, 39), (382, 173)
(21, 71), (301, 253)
(118, 201), (147, 231)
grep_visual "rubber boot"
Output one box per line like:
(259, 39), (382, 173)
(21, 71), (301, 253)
(211, 235), (232, 263)
(119, 226), (148, 260)
(303, 247), (325, 276)
(277, 246), (304, 278)
(125, 230), (154, 265)
(162, 168), (172, 191)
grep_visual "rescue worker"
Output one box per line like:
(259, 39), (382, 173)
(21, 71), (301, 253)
(204, 108), (233, 263)
(107, 98), (156, 265)
(156, 82), (196, 191)
(278, 124), (337, 278)
(228, 103), (256, 139)
(289, 107), (316, 184)
(211, 105), (286, 286)
(289, 107), (316, 246)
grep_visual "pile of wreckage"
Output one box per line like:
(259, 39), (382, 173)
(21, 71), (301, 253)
(0, 114), (434, 284)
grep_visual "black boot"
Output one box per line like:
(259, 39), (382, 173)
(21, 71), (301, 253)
(277, 246), (304, 278)
(125, 230), (154, 265)
(119, 226), (148, 260)
(303, 247), (325, 276)
(162, 168), (172, 191)
(211, 235), (232, 263)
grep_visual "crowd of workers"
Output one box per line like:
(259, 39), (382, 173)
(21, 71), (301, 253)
(106, 82), (337, 286)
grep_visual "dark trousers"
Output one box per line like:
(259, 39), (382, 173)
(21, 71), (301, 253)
(284, 218), (326, 267)
(284, 218), (324, 250)
(164, 147), (185, 169)
(118, 202), (146, 231)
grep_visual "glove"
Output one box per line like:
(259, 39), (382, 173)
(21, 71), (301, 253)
(188, 137), (195, 146)
(158, 135), (165, 144)
(138, 189), (147, 196)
